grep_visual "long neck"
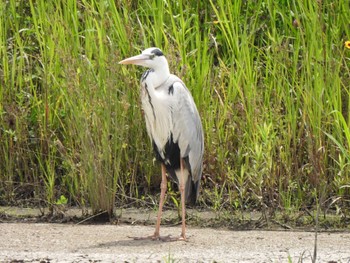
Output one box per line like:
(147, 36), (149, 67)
(149, 60), (171, 88)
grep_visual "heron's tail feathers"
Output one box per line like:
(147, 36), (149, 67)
(185, 178), (200, 206)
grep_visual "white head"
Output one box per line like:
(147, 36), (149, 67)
(119, 47), (169, 71)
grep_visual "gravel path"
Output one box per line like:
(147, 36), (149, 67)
(0, 223), (350, 262)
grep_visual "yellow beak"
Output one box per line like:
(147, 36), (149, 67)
(119, 54), (150, 65)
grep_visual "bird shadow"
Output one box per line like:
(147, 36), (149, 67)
(87, 237), (169, 249)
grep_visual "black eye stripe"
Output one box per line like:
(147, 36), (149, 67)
(151, 48), (164, 57)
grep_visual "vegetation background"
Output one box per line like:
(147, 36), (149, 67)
(0, 0), (349, 223)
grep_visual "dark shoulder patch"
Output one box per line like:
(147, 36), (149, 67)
(151, 48), (164, 57)
(141, 69), (153, 82)
(168, 84), (174, 95)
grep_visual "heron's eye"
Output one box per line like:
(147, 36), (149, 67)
(149, 54), (155, 60)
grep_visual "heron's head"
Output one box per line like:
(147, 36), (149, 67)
(119, 47), (168, 70)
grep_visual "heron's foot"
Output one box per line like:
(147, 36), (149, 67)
(171, 235), (187, 242)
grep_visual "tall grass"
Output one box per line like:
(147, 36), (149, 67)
(0, 0), (349, 219)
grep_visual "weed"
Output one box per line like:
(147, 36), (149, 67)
(0, 0), (349, 219)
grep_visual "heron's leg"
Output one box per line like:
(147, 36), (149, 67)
(154, 163), (167, 237)
(131, 164), (168, 241)
(179, 158), (186, 240)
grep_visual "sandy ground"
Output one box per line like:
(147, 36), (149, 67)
(0, 222), (350, 263)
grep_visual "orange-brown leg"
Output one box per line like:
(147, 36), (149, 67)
(130, 162), (187, 242)
(153, 163), (167, 237)
(132, 164), (168, 241)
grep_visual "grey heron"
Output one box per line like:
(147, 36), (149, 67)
(119, 47), (204, 241)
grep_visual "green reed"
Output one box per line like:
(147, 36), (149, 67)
(0, 0), (349, 219)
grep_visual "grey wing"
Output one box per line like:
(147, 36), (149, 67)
(171, 81), (204, 183)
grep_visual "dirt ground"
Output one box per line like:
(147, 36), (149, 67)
(0, 207), (350, 262)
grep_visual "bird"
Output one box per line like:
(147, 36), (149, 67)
(119, 47), (204, 241)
